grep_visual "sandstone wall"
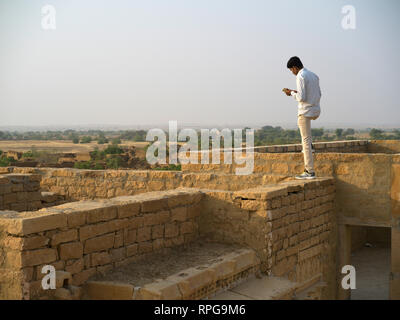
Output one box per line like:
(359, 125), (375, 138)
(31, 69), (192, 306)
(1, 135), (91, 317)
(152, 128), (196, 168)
(367, 140), (400, 154)
(0, 189), (202, 299)
(255, 140), (368, 153)
(0, 167), (289, 200)
(3, 152), (397, 228)
(0, 174), (43, 212)
(391, 155), (400, 299)
(198, 178), (337, 299)
(183, 152), (398, 228)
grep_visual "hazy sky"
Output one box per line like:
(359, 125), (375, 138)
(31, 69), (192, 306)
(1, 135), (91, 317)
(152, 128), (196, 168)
(0, 0), (399, 128)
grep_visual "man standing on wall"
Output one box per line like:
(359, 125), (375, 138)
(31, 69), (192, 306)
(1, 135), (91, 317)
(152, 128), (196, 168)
(283, 56), (321, 180)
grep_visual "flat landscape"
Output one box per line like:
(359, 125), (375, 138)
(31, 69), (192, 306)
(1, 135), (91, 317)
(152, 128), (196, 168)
(0, 140), (149, 153)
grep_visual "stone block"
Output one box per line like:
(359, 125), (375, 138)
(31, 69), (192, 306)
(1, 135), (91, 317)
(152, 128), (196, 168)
(137, 227), (151, 242)
(65, 258), (84, 274)
(84, 233), (114, 254)
(9, 212), (68, 236)
(21, 248), (57, 267)
(117, 202), (141, 218)
(72, 268), (97, 286)
(85, 281), (134, 300)
(165, 223), (179, 238)
(91, 251), (112, 266)
(138, 280), (182, 300)
(51, 229), (78, 246)
(171, 206), (187, 222)
(151, 225), (164, 239)
(55, 271), (73, 288)
(59, 242), (83, 260)
(86, 206), (117, 224)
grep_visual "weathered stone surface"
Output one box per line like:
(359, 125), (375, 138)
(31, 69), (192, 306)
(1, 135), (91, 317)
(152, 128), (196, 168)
(84, 281), (134, 300)
(21, 248), (57, 267)
(84, 233), (115, 254)
(4, 235), (49, 250)
(59, 242), (83, 260)
(51, 229), (78, 246)
(167, 268), (216, 299)
(2, 212), (67, 235)
(138, 280), (182, 300)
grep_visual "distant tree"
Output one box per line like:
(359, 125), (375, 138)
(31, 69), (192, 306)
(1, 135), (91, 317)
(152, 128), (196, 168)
(106, 156), (121, 169)
(22, 151), (34, 158)
(74, 161), (92, 169)
(370, 128), (384, 139)
(80, 136), (92, 144)
(112, 138), (121, 145)
(72, 137), (79, 144)
(153, 164), (181, 171)
(104, 144), (123, 155)
(335, 128), (343, 138)
(311, 128), (324, 138)
(343, 128), (355, 136)
(97, 136), (109, 144)
(0, 156), (16, 167)
(93, 162), (105, 170)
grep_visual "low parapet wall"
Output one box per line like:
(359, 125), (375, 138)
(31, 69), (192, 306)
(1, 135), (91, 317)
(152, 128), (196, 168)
(0, 174), (43, 212)
(256, 140), (368, 153)
(0, 167), (289, 200)
(367, 140), (400, 154)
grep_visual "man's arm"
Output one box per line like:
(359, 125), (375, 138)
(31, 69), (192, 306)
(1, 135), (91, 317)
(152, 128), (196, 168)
(291, 75), (306, 102)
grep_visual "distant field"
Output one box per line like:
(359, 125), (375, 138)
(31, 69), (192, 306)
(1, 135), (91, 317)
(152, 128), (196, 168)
(0, 140), (150, 153)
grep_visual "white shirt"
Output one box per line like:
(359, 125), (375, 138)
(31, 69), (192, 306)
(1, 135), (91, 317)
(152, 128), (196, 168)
(290, 67), (321, 118)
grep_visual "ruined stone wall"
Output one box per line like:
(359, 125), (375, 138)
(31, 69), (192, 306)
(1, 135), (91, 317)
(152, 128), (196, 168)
(367, 140), (400, 154)
(184, 152), (399, 228)
(0, 174), (43, 212)
(391, 155), (400, 299)
(0, 167), (288, 200)
(198, 178), (337, 299)
(256, 140), (368, 153)
(3, 152), (397, 228)
(0, 189), (202, 299)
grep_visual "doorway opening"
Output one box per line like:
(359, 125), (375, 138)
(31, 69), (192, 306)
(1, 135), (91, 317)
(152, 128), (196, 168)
(350, 226), (391, 300)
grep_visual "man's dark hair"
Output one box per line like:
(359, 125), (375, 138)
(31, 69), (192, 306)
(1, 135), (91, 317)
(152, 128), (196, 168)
(287, 56), (303, 69)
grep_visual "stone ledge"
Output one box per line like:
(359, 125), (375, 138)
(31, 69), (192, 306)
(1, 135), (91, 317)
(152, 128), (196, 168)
(136, 248), (260, 300)
(232, 178), (334, 200)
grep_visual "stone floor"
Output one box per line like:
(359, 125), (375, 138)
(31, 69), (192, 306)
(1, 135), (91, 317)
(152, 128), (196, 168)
(209, 276), (296, 300)
(350, 245), (391, 300)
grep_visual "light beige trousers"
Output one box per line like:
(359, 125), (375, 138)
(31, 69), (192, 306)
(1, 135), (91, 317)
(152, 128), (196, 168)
(297, 114), (318, 173)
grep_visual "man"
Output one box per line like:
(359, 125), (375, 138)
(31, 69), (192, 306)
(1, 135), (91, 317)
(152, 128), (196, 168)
(283, 56), (321, 180)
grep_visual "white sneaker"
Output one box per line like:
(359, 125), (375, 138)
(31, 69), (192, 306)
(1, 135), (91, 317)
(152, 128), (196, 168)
(295, 170), (316, 180)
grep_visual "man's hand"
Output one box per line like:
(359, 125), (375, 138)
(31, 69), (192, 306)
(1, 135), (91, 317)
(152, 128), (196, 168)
(282, 88), (297, 96)
(282, 88), (292, 96)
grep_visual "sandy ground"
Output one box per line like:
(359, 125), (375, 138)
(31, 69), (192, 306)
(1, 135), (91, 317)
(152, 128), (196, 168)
(90, 239), (242, 287)
(0, 140), (149, 153)
(350, 244), (391, 300)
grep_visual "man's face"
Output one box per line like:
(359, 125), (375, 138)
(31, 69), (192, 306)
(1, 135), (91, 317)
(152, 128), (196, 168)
(289, 67), (299, 76)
